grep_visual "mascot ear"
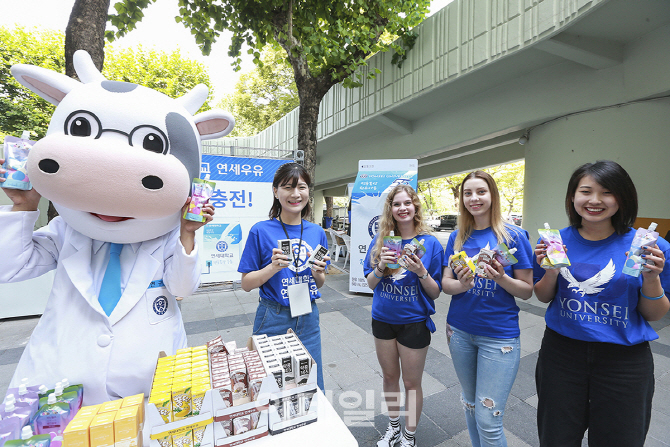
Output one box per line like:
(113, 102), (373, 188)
(176, 84), (236, 140)
(11, 64), (80, 106)
(194, 110), (236, 140)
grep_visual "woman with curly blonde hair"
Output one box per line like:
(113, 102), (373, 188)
(364, 184), (443, 447)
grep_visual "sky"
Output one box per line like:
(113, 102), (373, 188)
(1, 0), (455, 103)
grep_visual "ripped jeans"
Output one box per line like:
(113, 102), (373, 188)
(448, 325), (520, 447)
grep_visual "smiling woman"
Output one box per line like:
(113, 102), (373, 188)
(237, 162), (329, 390)
(533, 160), (670, 447)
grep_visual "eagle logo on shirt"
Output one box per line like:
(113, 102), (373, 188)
(391, 270), (408, 282)
(560, 259), (616, 296)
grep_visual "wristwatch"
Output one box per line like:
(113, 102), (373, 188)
(419, 271), (429, 280)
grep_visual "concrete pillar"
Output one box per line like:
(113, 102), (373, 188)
(313, 189), (325, 225)
(524, 99), (670, 237)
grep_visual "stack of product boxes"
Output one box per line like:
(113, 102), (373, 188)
(252, 333), (318, 434)
(148, 346), (211, 447)
(62, 394), (144, 447)
(207, 336), (271, 446)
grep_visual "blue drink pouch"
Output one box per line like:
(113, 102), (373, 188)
(1, 132), (34, 190)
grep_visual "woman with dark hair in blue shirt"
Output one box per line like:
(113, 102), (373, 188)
(534, 160), (670, 447)
(238, 162), (330, 390)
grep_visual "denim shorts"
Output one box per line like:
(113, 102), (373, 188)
(371, 318), (431, 349)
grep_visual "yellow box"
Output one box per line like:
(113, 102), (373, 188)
(63, 418), (92, 447)
(122, 393), (145, 425)
(76, 404), (102, 419)
(90, 412), (117, 447)
(155, 434), (171, 447)
(176, 348), (192, 356)
(173, 364), (192, 374)
(99, 399), (123, 414)
(157, 356), (175, 365)
(171, 384), (192, 421)
(191, 354), (208, 363)
(149, 392), (172, 424)
(190, 385), (209, 417)
(153, 379), (173, 389)
(155, 365), (175, 375)
(190, 371), (210, 381)
(174, 358), (191, 367)
(192, 426), (207, 447)
(190, 365), (209, 375)
(171, 430), (193, 447)
(190, 360), (208, 370)
(114, 406), (140, 447)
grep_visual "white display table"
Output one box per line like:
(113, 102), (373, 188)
(254, 390), (358, 447)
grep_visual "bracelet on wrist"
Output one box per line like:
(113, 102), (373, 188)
(640, 291), (665, 300)
(373, 269), (383, 279)
(376, 265), (384, 274)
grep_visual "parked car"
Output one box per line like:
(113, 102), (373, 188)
(509, 213), (522, 226)
(432, 214), (458, 231)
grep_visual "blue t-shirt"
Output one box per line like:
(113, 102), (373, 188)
(238, 218), (329, 306)
(443, 225), (533, 338)
(364, 234), (443, 330)
(533, 226), (670, 345)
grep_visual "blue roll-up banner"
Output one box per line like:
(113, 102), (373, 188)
(349, 159), (418, 293)
(198, 156), (292, 283)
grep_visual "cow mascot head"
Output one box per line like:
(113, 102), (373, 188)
(11, 50), (233, 243)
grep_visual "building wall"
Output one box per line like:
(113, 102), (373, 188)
(524, 99), (670, 237)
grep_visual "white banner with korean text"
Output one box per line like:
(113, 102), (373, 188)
(198, 155), (292, 284)
(349, 159), (418, 293)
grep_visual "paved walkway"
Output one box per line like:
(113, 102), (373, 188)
(1, 257), (669, 446)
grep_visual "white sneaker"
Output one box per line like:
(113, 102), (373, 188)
(377, 424), (401, 447)
(399, 433), (416, 447)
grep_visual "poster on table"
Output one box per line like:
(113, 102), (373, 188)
(198, 155), (292, 284)
(349, 159), (418, 293)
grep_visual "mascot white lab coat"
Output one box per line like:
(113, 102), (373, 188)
(0, 51), (234, 404)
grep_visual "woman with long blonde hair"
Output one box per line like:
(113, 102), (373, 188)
(364, 184), (443, 447)
(442, 171), (533, 447)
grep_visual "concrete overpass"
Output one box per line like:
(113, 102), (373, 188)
(206, 0), (670, 234)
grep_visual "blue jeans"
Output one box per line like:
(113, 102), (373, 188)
(252, 298), (324, 390)
(448, 325), (520, 447)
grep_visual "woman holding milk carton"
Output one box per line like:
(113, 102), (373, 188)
(238, 163), (329, 390)
(533, 160), (670, 447)
(364, 184), (443, 447)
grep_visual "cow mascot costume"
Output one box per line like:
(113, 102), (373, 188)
(0, 50), (234, 404)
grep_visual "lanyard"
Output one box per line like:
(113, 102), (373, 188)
(278, 216), (303, 273)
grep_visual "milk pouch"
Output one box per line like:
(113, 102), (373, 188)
(1, 133), (34, 190)
(623, 222), (659, 277)
(538, 223), (570, 269)
(383, 231), (402, 269)
(184, 178), (215, 222)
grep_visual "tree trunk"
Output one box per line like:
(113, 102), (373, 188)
(294, 76), (332, 223)
(325, 197), (333, 218)
(65, 0), (110, 77)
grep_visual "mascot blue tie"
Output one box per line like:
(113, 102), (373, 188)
(99, 243), (123, 316)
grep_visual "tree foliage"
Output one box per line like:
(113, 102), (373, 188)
(0, 27), (64, 140)
(418, 161), (525, 216)
(108, 0), (431, 221)
(103, 46), (214, 111)
(0, 26), (214, 142)
(217, 46), (299, 137)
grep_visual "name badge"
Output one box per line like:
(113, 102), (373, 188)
(149, 279), (165, 289)
(287, 281), (312, 318)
